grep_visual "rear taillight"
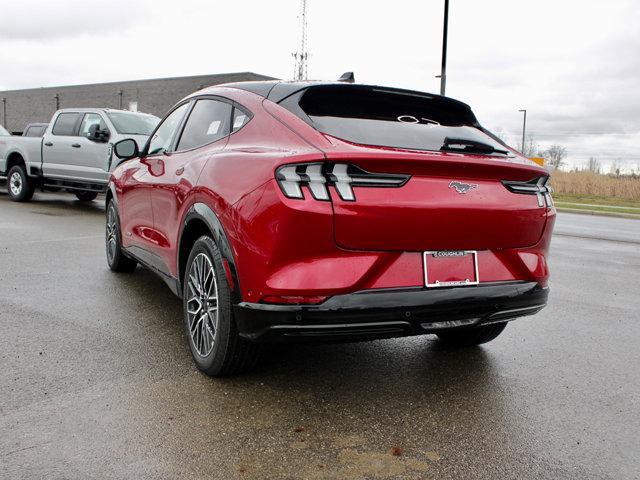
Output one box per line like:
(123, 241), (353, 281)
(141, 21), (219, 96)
(275, 163), (410, 201)
(502, 176), (553, 207)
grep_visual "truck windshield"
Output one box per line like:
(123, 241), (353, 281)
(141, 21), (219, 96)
(0, 125), (10, 136)
(287, 85), (510, 156)
(107, 112), (160, 136)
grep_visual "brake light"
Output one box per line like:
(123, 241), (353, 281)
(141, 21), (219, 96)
(275, 163), (410, 201)
(502, 176), (553, 207)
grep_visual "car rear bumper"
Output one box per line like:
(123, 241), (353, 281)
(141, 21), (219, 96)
(233, 281), (548, 342)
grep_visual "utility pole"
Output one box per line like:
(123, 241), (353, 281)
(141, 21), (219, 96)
(54, 94), (60, 110)
(292, 0), (309, 80)
(2, 98), (6, 128)
(118, 90), (123, 109)
(437, 0), (450, 95)
(519, 109), (527, 154)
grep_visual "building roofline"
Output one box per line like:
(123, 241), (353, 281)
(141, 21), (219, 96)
(0, 72), (277, 94)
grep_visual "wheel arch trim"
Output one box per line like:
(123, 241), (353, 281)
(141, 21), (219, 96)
(178, 202), (242, 303)
(106, 181), (118, 205)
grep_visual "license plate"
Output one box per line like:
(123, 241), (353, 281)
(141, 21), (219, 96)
(423, 251), (479, 287)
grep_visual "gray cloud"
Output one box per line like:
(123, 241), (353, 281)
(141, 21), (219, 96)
(0, 0), (145, 40)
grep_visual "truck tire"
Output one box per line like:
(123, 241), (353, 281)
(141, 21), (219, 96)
(106, 200), (137, 273)
(75, 191), (98, 202)
(183, 236), (260, 376)
(7, 165), (35, 202)
(436, 322), (507, 347)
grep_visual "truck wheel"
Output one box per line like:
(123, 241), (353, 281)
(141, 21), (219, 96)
(7, 165), (35, 202)
(436, 322), (507, 347)
(183, 236), (260, 376)
(75, 191), (98, 202)
(106, 200), (137, 273)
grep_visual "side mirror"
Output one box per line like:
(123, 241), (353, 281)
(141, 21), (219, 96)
(88, 124), (110, 143)
(113, 138), (139, 161)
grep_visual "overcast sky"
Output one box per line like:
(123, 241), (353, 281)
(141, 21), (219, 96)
(1, 0), (638, 171)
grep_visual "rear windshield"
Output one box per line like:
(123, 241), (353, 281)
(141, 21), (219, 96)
(287, 85), (509, 155)
(107, 112), (160, 136)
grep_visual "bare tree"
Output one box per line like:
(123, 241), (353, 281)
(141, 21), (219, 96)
(521, 135), (540, 158)
(543, 144), (567, 169)
(492, 128), (508, 143)
(609, 159), (621, 177)
(587, 157), (601, 174)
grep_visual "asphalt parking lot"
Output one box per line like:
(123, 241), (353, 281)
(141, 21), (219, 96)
(1, 190), (639, 480)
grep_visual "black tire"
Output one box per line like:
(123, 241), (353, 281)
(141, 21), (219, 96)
(106, 200), (137, 273)
(7, 164), (35, 202)
(436, 322), (508, 347)
(183, 236), (260, 376)
(75, 191), (98, 202)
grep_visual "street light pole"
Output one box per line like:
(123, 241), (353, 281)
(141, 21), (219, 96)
(438, 0), (450, 96)
(518, 109), (527, 154)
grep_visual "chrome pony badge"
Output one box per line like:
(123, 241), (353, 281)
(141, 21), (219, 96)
(449, 181), (478, 194)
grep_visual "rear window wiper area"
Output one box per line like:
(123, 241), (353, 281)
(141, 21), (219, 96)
(441, 137), (510, 156)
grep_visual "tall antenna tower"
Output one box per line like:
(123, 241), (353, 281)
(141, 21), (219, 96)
(292, 0), (309, 80)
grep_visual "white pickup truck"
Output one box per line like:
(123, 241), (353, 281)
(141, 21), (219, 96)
(0, 108), (159, 202)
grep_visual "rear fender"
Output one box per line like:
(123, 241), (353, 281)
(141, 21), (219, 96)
(178, 203), (242, 303)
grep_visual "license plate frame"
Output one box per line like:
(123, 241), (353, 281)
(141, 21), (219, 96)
(423, 250), (479, 288)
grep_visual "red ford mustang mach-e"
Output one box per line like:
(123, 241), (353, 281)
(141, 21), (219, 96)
(106, 80), (555, 376)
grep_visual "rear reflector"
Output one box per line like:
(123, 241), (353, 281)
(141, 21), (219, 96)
(275, 163), (410, 202)
(260, 295), (329, 305)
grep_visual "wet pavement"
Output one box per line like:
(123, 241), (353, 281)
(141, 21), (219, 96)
(1, 191), (639, 479)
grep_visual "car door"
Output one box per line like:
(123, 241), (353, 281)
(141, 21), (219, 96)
(145, 97), (233, 273)
(76, 113), (112, 183)
(119, 102), (191, 273)
(42, 112), (82, 179)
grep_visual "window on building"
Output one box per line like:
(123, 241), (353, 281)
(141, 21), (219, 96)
(177, 99), (232, 151)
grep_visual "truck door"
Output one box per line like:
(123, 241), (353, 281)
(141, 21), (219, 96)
(42, 112), (83, 180)
(76, 113), (112, 183)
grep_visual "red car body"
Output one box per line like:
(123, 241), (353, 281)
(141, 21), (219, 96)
(108, 81), (554, 343)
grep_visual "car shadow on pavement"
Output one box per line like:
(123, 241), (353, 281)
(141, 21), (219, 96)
(0, 188), (106, 214)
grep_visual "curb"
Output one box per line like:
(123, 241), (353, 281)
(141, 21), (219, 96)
(556, 207), (640, 220)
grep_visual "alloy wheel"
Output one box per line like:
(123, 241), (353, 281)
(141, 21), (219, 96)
(186, 253), (219, 357)
(9, 171), (22, 197)
(106, 205), (118, 264)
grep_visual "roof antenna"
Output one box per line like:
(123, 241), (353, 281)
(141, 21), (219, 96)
(337, 72), (355, 83)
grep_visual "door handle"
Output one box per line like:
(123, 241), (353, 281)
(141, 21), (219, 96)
(44, 142), (53, 146)
(72, 144), (81, 148)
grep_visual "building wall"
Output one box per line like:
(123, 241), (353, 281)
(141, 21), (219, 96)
(0, 72), (273, 134)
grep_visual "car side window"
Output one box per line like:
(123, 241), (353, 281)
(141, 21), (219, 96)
(52, 113), (81, 136)
(232, 107), (250, 132)
(148, 103), (190, 155)
(177, 99), (232, 151)
(79, 113), (108, 137)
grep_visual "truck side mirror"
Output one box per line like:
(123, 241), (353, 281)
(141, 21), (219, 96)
(88, 124), (110, 143)
(113, 138), (139, 161)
